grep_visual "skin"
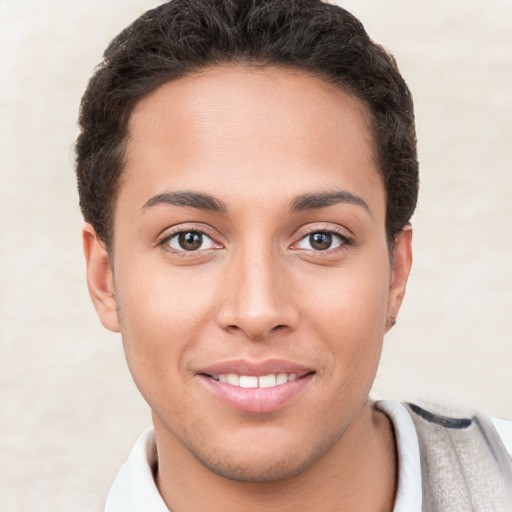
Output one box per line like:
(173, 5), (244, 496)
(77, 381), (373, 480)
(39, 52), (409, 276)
(84, 66), (413, 512)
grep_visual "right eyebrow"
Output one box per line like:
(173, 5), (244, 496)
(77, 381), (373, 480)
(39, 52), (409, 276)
(142, 190), (228, 213)
(289, 190), (371, 216)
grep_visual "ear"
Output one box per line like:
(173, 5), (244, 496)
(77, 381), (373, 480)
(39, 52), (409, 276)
(386, 225), (413, 332)
(82, 223), (120, 333)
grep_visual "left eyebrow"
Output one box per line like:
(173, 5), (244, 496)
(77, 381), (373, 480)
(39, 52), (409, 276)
(142, 190), (228, 213)
(289, 190), (371, 216)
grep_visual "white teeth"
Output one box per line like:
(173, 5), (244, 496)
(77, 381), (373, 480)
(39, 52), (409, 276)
(258, 374), (277, 388)
(215, 373), (300, 388)
(239, 376), (259, 388)
(226, 374), (240, 386)
(276, 373), (288, 385)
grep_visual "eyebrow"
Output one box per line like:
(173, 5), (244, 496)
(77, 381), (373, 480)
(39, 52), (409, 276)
(142, 189), (370, 216)
(142, 191), (228, 213)
(289, 191), (371, 215)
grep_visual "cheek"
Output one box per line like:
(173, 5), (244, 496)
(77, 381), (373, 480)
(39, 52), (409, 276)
(114, 262), (219, 377)
(307, 259), (390, 325)
(302, 257), (390, 373)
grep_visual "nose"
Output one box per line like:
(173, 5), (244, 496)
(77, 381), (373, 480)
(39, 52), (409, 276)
(216, 244), (300, 341)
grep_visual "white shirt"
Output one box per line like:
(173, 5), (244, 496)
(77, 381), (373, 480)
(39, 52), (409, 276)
(104, 400), (512, 512)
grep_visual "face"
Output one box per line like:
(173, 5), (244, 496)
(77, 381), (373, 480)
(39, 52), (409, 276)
(84, 66), (411, 482)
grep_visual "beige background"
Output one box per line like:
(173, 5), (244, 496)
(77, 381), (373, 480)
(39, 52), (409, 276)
(1, 0), (511, 510)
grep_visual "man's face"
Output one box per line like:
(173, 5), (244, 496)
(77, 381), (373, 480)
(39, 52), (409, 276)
(85, 66), (411, 481)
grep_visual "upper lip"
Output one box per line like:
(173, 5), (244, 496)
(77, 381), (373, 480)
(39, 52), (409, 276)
(197, 358), (314, 377)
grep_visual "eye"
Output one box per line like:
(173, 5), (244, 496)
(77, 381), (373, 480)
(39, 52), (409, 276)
(295, 231), (345, 251)
(167, 231), (218, 251)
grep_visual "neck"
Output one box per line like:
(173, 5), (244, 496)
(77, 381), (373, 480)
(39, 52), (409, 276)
(153, 401), (397, 512)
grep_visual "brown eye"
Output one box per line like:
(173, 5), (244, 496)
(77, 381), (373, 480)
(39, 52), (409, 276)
(167, 231), (217, 251)
(295, 231), (344, 251)
(178, 232), (203, 250)
(309, 232), (332, 250)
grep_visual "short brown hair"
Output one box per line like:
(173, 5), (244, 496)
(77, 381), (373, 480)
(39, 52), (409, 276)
(75, 0), (418, 249)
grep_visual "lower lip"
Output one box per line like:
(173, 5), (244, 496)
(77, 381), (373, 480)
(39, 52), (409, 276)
(200, 374), (314, 414)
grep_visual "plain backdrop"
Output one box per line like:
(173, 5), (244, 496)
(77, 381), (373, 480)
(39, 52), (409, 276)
(1, 0), (511, 510)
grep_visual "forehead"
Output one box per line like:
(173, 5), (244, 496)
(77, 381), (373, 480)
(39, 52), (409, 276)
(119, 65), (383, 218)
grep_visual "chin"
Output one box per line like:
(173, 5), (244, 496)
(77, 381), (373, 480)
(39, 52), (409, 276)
(183, 429), (336, 483)
(198, 450), (316, 483)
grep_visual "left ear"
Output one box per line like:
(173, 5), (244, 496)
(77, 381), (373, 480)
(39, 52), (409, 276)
(386, 225), (413, 332)
(82, 223), (120, 333)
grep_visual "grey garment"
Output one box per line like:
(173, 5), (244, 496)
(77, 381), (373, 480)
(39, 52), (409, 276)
(405, 403), (512, 512)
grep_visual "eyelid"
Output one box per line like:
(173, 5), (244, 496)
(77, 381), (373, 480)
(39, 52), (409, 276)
(290, 225), (353, 251)
(157, 224), (224, 251)
(168, 232), (217, 251)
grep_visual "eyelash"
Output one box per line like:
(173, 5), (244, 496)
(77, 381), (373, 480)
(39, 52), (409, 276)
(157, 225), (223, 254)
(291, 226), (353, 253)
(157, 225), (352, 255)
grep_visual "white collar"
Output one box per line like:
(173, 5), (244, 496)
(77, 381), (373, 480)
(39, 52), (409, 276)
(374, 400), (423, 511)
(105, 400), (423, 512)
(104, 427), (169, 512)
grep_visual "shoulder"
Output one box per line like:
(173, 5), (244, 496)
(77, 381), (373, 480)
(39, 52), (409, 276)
(403, 401), (512, 457)
(375, 399), (512, 512)
(403, 401), (512, 511)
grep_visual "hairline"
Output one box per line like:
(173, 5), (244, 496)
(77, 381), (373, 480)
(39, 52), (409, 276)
(105, 61), (393, 254)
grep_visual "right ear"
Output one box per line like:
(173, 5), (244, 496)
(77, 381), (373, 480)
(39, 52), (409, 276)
(82, 223), (120, 333)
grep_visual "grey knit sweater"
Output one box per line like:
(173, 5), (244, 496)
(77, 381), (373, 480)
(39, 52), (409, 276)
(405, 403), (512, 511)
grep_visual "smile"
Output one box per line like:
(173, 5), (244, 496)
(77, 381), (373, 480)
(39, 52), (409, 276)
(210, 373), (298, 388)
(197, 360), (315, 414)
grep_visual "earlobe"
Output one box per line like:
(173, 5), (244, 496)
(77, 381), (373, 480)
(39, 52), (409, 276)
(386, 226), (413, 332)
(82, 223), (120, 333)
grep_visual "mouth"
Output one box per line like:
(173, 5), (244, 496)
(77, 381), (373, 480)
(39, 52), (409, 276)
(197, 359), (316, 414)
(204, 372), (306, 388)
